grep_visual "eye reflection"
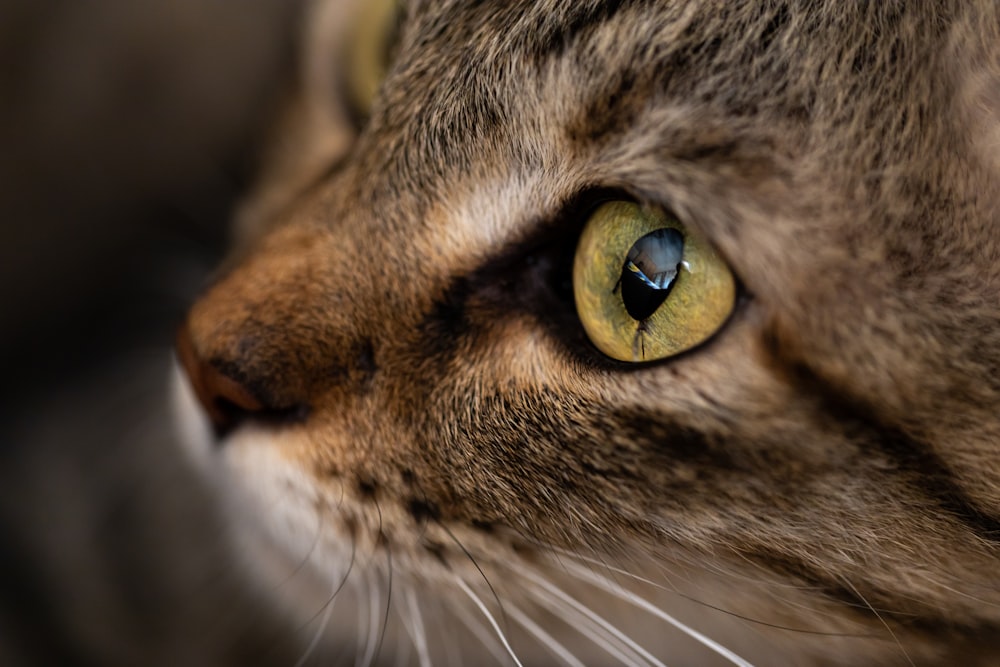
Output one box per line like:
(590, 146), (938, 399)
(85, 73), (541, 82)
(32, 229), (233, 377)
(614, 227), (685, 322)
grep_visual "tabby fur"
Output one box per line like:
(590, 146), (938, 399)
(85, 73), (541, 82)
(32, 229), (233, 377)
(178, 1), (1000, 664)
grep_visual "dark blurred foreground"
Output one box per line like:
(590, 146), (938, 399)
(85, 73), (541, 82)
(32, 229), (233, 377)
(0, 0), (312, 662)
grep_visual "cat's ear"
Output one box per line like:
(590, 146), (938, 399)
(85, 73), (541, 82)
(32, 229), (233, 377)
(233, 0), (364, 241)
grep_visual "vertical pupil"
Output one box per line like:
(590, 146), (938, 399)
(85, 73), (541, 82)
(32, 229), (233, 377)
(619, 227), (684, 321)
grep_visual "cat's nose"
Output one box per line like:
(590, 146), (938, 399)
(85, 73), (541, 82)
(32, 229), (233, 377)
(175, 320), (296, 436)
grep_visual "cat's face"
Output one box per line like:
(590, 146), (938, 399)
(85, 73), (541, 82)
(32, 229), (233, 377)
(174, 1), (1000, 664)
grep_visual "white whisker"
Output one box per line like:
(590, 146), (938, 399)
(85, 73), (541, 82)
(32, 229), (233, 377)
(394, 633), (412, 667)
(560, 552), (867, 638)
(431, 596), (463, 667)
(402, 586), (433, 667)
(358, 571), (383, 667)
(293, 572), (342, 667)
(562, 560), (755, 667)
(541, 540), (823, 595)
(352, 576), (369, 667)
(521, 570), (666, 667)
(456, 577), (524, 667)
(535, 591), (649, 667)
(452, 595), (513, 665)
(505, 600), (589, 667)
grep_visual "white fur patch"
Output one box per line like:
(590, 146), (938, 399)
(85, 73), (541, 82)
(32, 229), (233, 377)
(168, 358), (214, 466)
(169, 357), (356, 615)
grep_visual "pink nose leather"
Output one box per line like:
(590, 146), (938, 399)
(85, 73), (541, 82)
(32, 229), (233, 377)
(175, 321), (265, 434)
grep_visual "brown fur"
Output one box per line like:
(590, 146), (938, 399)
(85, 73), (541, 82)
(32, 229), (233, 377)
(180, 1), (1000, 664)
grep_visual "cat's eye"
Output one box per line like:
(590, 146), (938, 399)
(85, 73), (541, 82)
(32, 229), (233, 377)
(346, 0), (402, 117)
(572, 201), (736, 363)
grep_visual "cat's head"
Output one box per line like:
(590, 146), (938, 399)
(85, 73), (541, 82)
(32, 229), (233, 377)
(174, 1), (1000, 664)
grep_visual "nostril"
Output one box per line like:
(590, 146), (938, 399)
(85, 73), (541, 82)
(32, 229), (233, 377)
(208, 396), (309, 438)
(199, 365), (267, 432)
(175, 321), (308, 437)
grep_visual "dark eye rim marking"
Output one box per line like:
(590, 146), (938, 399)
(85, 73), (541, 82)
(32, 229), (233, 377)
(416, 186), (747, 373)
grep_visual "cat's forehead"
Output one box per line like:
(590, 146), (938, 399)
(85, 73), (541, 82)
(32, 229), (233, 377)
(336, 2), (816, 304)
(359, 2), (797, 216)
(390, 0), (822, 119)
(359, 0), (870, 226)
(350, 2), (972, 297)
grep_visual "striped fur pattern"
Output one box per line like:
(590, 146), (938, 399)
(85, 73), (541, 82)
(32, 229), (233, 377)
(178, 1), (1000, 664)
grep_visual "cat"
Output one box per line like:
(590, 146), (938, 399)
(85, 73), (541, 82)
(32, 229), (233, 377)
(173, 0), (1000, 665)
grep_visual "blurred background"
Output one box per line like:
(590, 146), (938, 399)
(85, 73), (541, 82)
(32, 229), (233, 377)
(0, 0), (315, 662)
